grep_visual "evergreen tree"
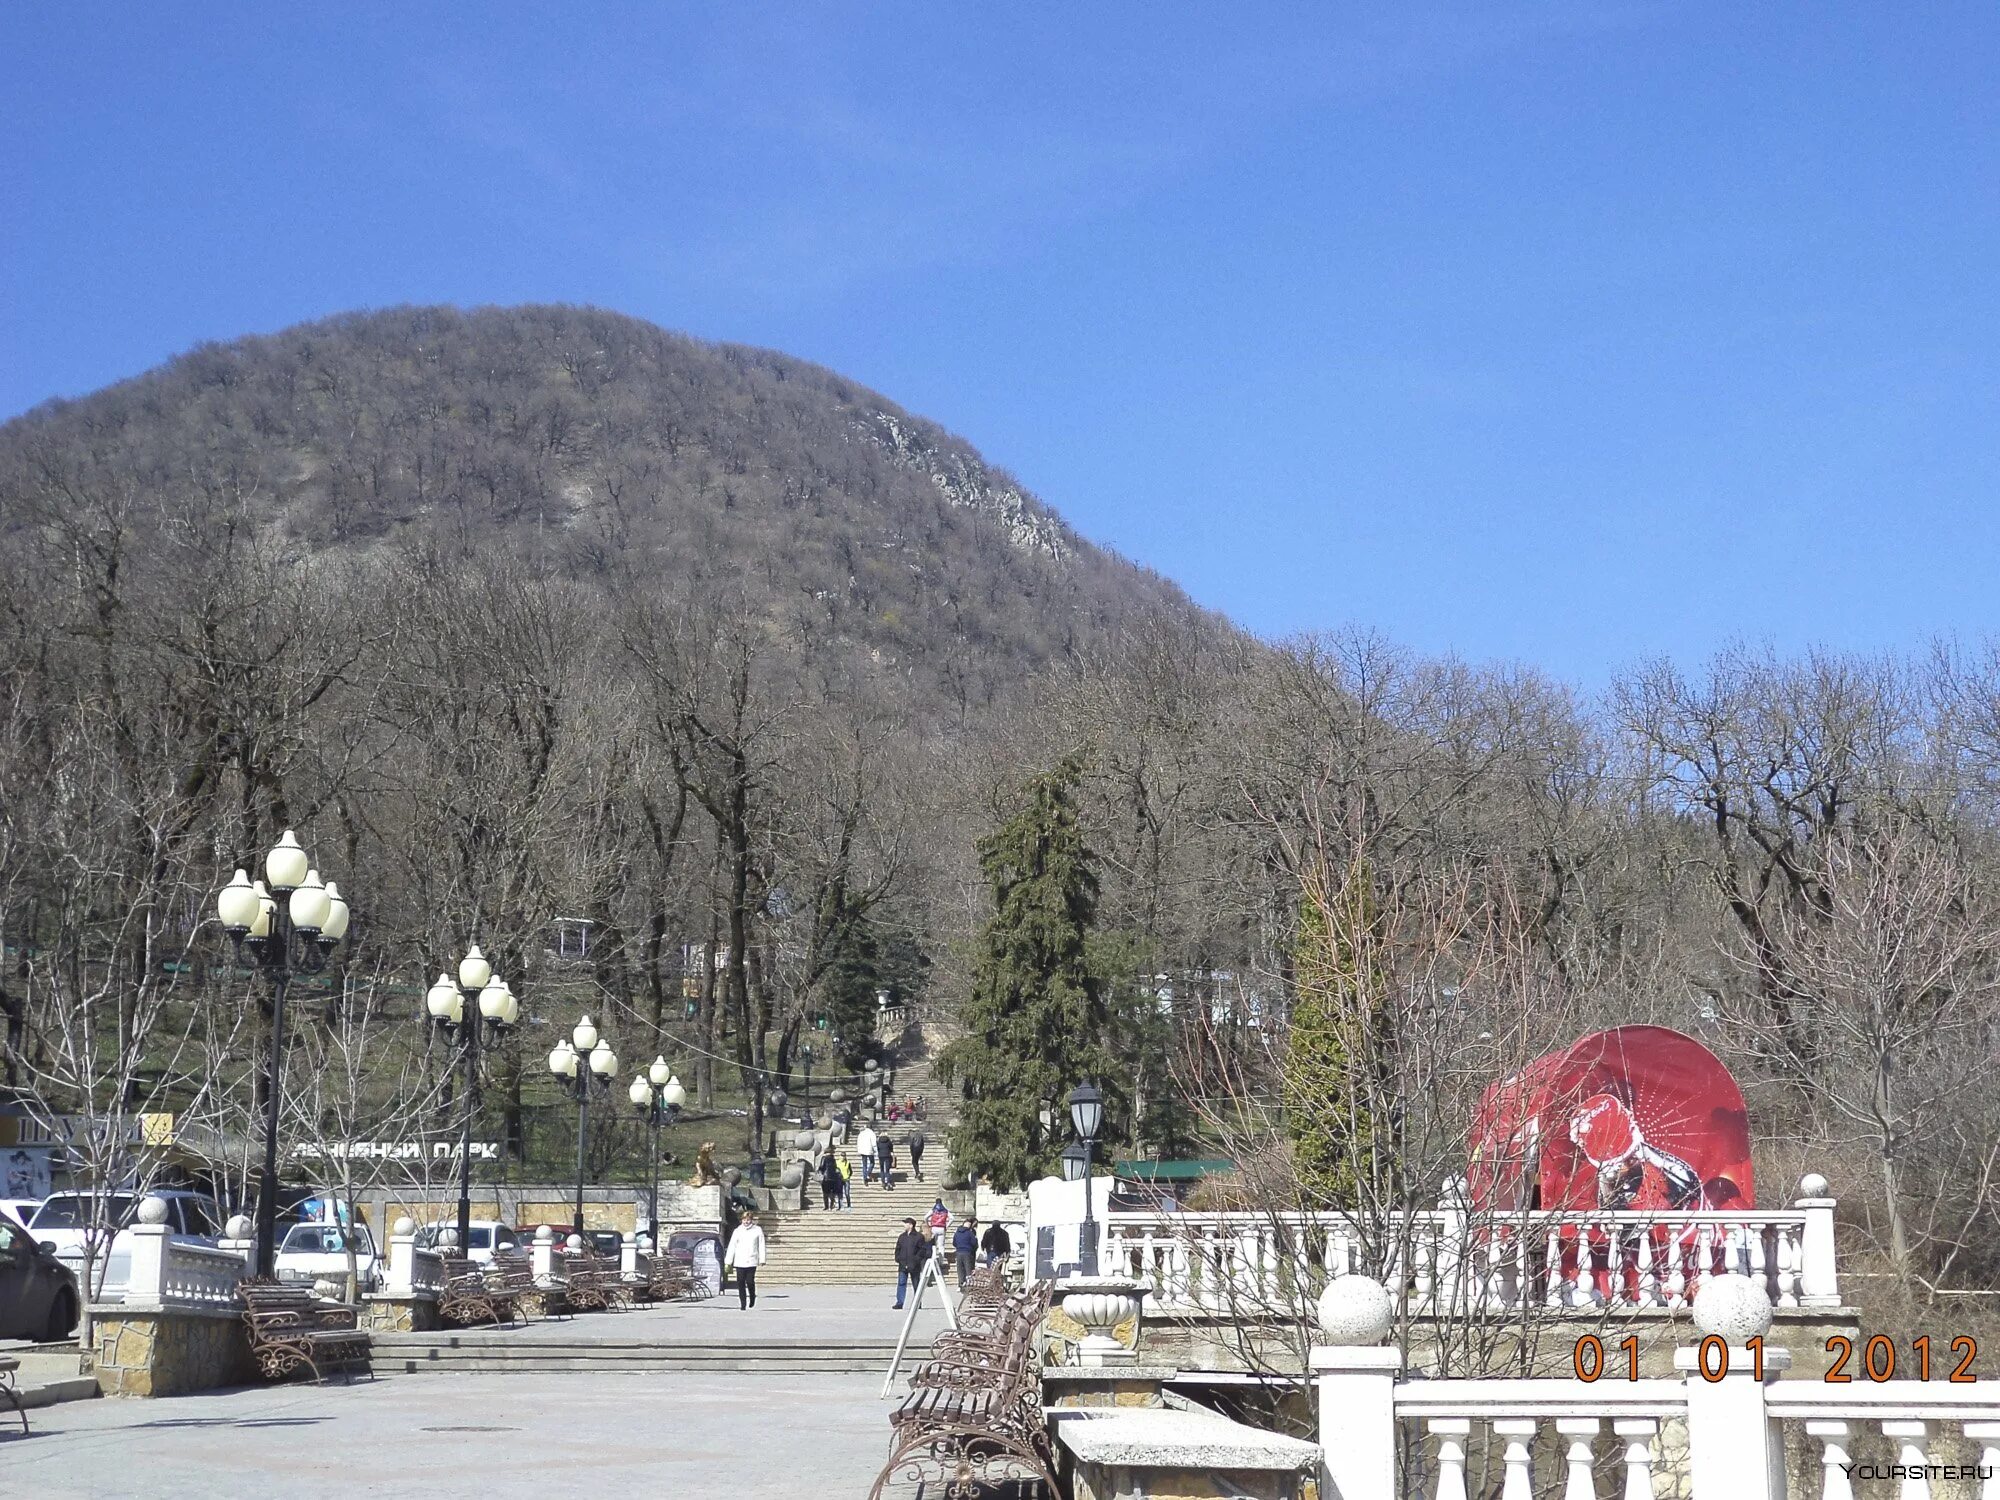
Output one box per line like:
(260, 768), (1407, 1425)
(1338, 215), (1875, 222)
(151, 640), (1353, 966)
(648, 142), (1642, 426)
(818, 879), (884, 1069)
(938, 755), (1115, 1189)
(1281, 862), (1389, 1205)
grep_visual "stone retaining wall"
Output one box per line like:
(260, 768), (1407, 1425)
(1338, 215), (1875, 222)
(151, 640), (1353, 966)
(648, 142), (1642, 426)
(91, 1303), (257, 1398)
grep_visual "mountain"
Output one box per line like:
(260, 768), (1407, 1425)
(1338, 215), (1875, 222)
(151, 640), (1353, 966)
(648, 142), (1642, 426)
(0, 304), (1223, 713)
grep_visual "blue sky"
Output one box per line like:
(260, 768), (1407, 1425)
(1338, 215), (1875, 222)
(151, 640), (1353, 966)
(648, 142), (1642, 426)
(4, 4), (1996, 682)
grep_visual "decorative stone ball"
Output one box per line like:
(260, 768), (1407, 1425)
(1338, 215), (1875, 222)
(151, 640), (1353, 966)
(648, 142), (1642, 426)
(137, 1195), (170, 1226)
(780, 1163), (804, 1190)
(829, 1087), (848, 1104)
(792, 1130), (817, 1151)
(392, 1216), (415, 1237)
(438, 1228), (460, 1249)
(566, 1233), (585, 1251)
(1692, 1274), (1773, 1343)
(637, 1233), (653, 1251)
(1799, 1172), (1830, 1199)
(224, 1213), (254, 1240)
(1317, 1274), (1395, 1346)
(535, 1225), (554, 1243)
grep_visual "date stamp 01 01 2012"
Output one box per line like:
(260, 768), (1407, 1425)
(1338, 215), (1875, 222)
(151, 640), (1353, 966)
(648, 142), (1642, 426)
(1569, 1333), (1984, 1384)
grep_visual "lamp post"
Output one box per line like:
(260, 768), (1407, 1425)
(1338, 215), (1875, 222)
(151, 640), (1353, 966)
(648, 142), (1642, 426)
(425, 946), (520, 1255)
(801, 1043), (814, 1104)
(1065, 1081), (1105, 1276)
(216, 831), (352, 1277)
(628, 1058), (686, 1242)
(548, 1016), (617, 1237)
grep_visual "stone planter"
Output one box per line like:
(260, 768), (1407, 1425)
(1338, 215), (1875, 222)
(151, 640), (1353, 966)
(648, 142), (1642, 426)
(1058, 1277), (1149, 1367)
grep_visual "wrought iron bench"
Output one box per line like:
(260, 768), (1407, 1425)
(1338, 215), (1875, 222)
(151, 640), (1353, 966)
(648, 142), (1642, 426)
(561, 1251), (631, 1312)
(240, 1279), (372, 1383)
(871, 1270), (1057, 1498)
(0, 1354), (27, 1437)
(437, 1256), (516, 1327)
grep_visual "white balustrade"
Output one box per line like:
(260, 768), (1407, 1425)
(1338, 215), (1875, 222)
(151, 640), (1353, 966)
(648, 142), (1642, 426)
(1103, 1189), (1830, 1318)
(1307, 1271), (2000, 1500)
(118, 1211), (246, 1308)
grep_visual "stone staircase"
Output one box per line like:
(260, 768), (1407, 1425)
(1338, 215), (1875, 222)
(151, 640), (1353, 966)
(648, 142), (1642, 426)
(760, 1044), (960, 1288)
(369, 1329), (915, 1376)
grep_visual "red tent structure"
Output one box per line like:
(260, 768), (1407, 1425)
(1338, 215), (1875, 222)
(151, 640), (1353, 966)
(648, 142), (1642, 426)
(1467, 1025), (1754, 1215)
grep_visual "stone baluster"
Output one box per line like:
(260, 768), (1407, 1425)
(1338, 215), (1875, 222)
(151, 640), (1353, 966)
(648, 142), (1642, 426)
(1678, 1274), (1789, 1500)
(1312, 1275), (1401, 1500)
(1796, 1174), (1842, 1308)
(1879, 1421), (1931, 1499)
(1806, 1420), (1854, 1500)
(622, 1234), (641, 1280)
(1543, 1225), (1564, 1307)
(1613, 1418), (1659, 1500)
(1494, 1418), (1536, 1500)
(531, 1224), (557, 1284)
(1426, 1418), (1470, 1500)
(1962, 1422), (2000, 1500)
(1433, 1180), (1465, 1316)
(122, 1196), (175, 1304)
(383, 1217), (418, 1295)
(1556, 1417), (1599, 1500)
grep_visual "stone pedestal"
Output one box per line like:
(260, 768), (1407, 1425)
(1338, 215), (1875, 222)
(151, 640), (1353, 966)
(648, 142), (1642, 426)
(91, 1303), (256, 1398)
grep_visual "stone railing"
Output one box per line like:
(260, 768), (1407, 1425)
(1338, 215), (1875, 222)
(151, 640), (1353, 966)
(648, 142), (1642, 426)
(1101, 1176), (1840, 1318)
(1311, 1274), (2000, 1499)
(106, 1203), (248, 1309)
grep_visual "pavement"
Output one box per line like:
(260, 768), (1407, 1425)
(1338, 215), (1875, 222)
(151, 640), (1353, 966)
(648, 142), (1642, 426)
(5, 1368), (903, 1497)
(1, 1282), (955, 1497)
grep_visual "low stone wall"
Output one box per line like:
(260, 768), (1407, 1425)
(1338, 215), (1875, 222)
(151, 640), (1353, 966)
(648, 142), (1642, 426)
(359, 1294), (443, 1333)
(91, 1303), (257, 1398)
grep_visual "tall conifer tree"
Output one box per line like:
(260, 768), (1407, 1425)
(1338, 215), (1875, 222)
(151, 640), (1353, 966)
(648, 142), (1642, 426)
(939, 755), (1114, 1189)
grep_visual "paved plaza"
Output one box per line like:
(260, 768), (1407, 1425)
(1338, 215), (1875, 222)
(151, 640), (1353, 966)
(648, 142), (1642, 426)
(10, 1367), (893, 1498)
(4, 1285), (954, 1498)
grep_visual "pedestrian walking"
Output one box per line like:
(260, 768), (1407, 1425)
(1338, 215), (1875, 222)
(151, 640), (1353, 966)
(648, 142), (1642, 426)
(877, 1133), (895, 1188)
(724, 1210), (766, 1310)
(927, 1197), (949, 1233)
(952, 1218), (977, 1288)
(836, 1149), (854, 1210)
(980, 1220), (1010, 1268)
(818, 1150), (842, 1211)
(892, 1217), (926, 1308)
(908, 1126), (927, 1182)
(856, 1123), (877, 1184)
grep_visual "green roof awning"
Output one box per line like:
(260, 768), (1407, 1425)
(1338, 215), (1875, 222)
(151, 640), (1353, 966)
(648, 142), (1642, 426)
(1113, 1157), (1236, 1182)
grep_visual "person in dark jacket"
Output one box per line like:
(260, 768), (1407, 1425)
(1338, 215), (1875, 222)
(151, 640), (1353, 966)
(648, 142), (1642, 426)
(980, 1220), (1011, 1268)
(951, 1218), (977, 1287)
(908, 1127), (927, 1181)
(818, 1150), (842, 1211)
(877, 1133), (895, 1189)
(892, 1218), (926, 1308)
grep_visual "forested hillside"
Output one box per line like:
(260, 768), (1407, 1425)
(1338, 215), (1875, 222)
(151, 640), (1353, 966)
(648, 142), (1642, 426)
(0, 304), (1218, 718)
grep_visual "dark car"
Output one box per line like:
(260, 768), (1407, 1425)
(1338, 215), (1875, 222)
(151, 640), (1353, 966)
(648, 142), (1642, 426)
(0, 1213), (80, 1341)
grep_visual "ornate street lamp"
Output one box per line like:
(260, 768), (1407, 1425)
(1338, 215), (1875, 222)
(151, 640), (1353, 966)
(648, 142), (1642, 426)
(629, 1057), (686, 1243)
(549, 1016), (617, 1237)
(425, 945), (521, 1255)
(1066, 1080), (1105, 1276)
(216, 831), (352, 1277)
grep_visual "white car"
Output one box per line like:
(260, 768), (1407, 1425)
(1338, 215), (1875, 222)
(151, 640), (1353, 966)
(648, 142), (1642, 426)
(274, 1221), (380, 1292)
(28, 1189), (225, 1301)
(414, 1219), (522, 1266)
(0, 1198), (40, 1230)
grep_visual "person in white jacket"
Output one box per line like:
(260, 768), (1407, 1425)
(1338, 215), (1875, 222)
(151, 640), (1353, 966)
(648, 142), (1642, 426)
(724, 1210), (767, 1309)
(855, 1124), (878, 1186)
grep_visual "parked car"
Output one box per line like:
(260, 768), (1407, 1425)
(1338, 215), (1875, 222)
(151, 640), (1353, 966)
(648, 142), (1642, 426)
(273, 1221), (379, 1292)
(0, 1198), (41, 1231)
(414, 1219), (521, 1266)
(0, 1213), (79, 1341)
(27, 1189), (226, 1302)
